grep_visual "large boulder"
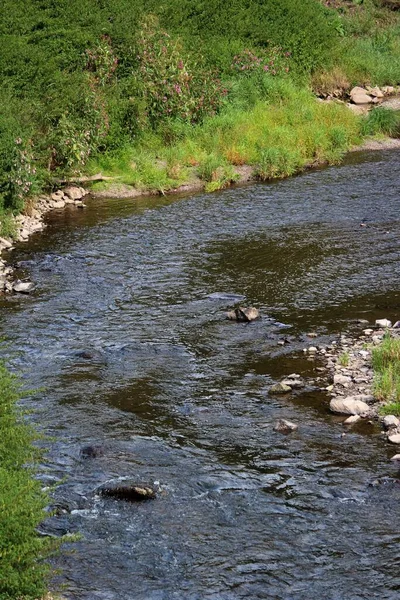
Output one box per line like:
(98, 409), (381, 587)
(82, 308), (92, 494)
(350, 87), (373, 105)
(330, 396), (370, 416)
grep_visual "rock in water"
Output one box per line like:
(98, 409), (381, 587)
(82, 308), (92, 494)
(273, 419), (298, 434)
(329, 397), (370, 416)
(388, 434), (400, 445)
(270, 382), (292, 394)
(97, 479), (157, 501)
(375, 318), (392, 328)
(13, 280), (35, 294)
(227, 306), (260, 322)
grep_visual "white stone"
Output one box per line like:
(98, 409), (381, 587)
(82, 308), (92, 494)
(363, 329), (374, 336)
(351, 93), (373, 105)
(0, 237), (12, 248)
(13, 280), (35, 294)
(308, 346), (318, 353)
(383, 415), (400, 430)
(333, 374), (352, 385)
(52, 200), (65, 209)
(375, 319), (392, 328)
(330, 397), (370, 416)
(390, 454), (400, 462)
(388, 434), (400, 445)
(343, 415), (361, 425)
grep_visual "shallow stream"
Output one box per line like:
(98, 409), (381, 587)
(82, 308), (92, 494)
(2, 150), (400, 599)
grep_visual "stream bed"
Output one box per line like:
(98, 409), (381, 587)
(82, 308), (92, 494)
(2, 150), (400, 599)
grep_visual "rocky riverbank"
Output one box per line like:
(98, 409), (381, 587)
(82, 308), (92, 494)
(273, 318), (400, 465)
(0, 185), (88, 294)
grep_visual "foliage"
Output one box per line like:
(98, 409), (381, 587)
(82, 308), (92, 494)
(338, 351), (350, 366)
(361, 107), (400, 136)
(372, 336), (400, 406)
(136, 18), (227, 125)
(0, 362), (54, 599)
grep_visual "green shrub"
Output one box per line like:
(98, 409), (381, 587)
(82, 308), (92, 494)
(0, 362), (54, 599)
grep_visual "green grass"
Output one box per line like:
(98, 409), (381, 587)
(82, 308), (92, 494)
(372, 336), (400, 413)
(0, 362), (55, 599)
(88, 79), (361, 193)
(338, 351), (350, 367)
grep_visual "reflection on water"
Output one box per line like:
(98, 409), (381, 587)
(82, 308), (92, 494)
(2, 150), (400, 599)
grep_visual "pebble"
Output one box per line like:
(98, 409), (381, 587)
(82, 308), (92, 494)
(343, 415), (361, 425)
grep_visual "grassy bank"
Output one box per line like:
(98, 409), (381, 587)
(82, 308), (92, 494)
(1, 1), (400, 233)
(88, 80), (362, 194)
(0, 363), (54, 600)
(372, 334), (400, 415)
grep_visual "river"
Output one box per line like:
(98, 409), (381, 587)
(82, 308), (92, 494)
(2, 150), (400, 599)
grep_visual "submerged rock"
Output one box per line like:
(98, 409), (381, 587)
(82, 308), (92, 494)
(80, 444), (105, 459)
(330, 396), (370, 416)
(343, 415), (361, 425)
(269, 382), (292, 394)
(273, 419), (298, 434)
(97, 479), (157, 501)
(227, 306), (260, 322)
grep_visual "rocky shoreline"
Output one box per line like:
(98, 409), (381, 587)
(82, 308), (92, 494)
(0, 185), (88, 294)
(272, 318), (400, 465)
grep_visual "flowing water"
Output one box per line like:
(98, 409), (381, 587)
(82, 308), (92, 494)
(2, 150), (400, 599)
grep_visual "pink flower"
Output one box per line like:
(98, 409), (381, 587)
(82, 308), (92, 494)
(178, 60), (184, 70)
(263, 65), (269, 71)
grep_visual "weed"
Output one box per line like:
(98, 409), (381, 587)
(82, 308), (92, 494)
(338, 351), (350, 366)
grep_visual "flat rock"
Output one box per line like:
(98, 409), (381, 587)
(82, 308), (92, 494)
(281, 378), (305, 389)
(375, 318), (392, 328)
(390, 454), (400, 462)
(351, 92), (373, 105)
(333, 374), (352, 385)
(52, 200), (66, 209)
(0, 237), (12, 249)
(97, 479), (157, 501)
(343, 415), (361, 425)
(273, 419), (298, 434)
(270, 382), (292, 394)
(13, 280), (35, 294)
(330, 397), (370, 416)
(388, 434), (400, 445)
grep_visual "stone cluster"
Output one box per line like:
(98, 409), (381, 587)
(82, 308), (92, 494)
(0, 186), (88, 294)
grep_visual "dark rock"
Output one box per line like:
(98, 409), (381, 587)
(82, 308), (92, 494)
(80, 444), (105, 459)
(97, 479), (157, 501)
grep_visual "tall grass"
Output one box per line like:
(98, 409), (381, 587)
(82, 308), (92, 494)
(372, 336), (400, 415)
(89, 79), (361, 192)
(0, 363), (54, 599)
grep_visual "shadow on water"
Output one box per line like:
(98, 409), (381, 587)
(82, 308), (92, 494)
(1, 150), (400, 599)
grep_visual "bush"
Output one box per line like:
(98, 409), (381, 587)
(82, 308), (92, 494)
(255, 147), (302, 180)
(135, 18), (227, 125)
(0, 362), (54, 599)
